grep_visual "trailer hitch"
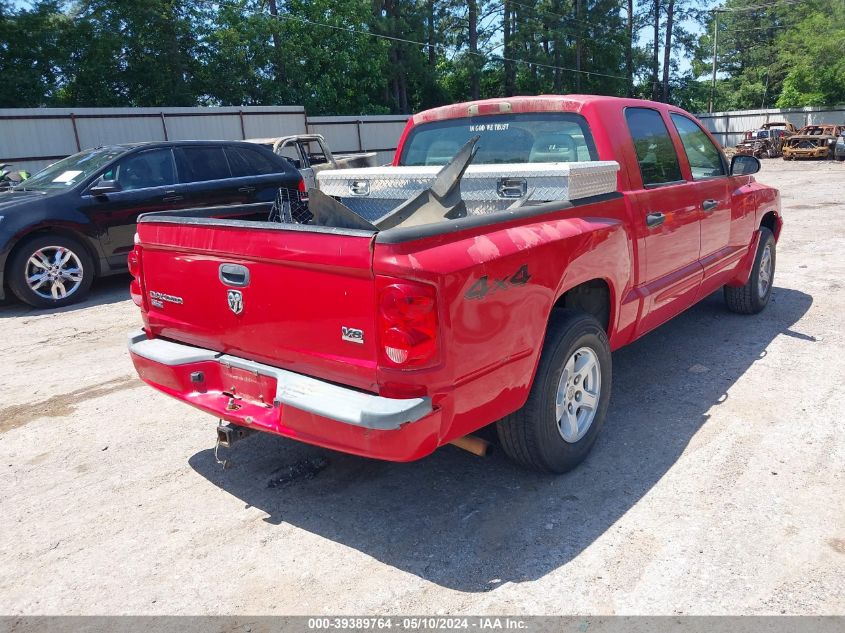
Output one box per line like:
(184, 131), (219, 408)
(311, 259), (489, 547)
(214, 420), (257, 469)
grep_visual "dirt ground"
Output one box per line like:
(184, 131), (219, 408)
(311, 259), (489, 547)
(0, 160), (843, 616)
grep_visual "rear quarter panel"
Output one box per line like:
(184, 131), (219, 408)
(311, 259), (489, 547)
(373, 195), (632, 444)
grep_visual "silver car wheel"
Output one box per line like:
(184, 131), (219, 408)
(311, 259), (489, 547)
(25, 245), (85, 300)
(555, 346), (601, 443)
(758, 242), (773, 299)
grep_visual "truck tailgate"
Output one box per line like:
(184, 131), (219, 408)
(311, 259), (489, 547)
(136, 219), (379, 392)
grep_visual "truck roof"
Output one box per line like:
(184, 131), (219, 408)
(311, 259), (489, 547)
(411, 94), (671, 125)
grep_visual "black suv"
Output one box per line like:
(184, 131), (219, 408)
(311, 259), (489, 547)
(0, 141), (301, 308)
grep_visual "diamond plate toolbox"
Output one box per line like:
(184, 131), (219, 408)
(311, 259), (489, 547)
(316, 161), (620, 220)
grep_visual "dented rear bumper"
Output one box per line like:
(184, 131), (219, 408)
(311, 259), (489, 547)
(128, 330), (441, 461)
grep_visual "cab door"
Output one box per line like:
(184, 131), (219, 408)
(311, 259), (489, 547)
(668, 113), (737, 299)
(80, 147), (187, 267)
(624, 107), (703, 337)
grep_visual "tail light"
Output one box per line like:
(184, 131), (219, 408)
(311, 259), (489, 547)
(297, 178), (309, 202)
(377, 279), (438, 369)
(128, 243), (145, 309)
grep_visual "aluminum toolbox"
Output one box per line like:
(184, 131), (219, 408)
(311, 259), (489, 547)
(316, 161), (620, 220)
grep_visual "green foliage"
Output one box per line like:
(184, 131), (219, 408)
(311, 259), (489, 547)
(2, 0), (842, 113)
(0, 0), (74, 107)
(679, 0), (844, 112)
(774, 6), (845, 107)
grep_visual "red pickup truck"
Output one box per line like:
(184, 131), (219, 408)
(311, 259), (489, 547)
(127, 96), (782, 473)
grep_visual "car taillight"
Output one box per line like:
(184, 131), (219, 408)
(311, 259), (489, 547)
(297, 178), (309, 202)
(128, 245), (145, 308)
(378, 280), (438, 369)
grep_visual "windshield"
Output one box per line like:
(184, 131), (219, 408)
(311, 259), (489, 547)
(18, 147), (126, 191)
(399, 113), (598, 166)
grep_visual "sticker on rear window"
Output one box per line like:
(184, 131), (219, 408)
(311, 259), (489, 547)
(469, 123), (510, 132)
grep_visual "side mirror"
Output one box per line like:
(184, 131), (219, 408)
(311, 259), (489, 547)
(89, 179), (122, 196)
(731, 154), (760, 176)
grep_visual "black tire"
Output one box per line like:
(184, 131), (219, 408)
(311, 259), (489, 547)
(724, 227), (775, 315)
(835, 155), (845, 162)
(8, 234), (95, 308)
(497, 310), (612, 473)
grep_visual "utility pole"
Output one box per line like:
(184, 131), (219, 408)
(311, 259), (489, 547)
(761, 68), (770, 108)
(708, 9), (721, 113)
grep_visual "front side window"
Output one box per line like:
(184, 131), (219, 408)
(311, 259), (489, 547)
(670, 114), (726, 180)
(625, 108), (683, 187)
(175, 146), (231, 184)
(399, 113), (598, 166)
(104, 149), (176, 191)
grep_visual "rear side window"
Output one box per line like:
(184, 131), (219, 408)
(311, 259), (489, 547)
(225, 147), (280, 177)
(399, 113), (598, 166)
(175, 146), (231, 183)
(625, 108), (682, 187)
(670, 114), (726, 180)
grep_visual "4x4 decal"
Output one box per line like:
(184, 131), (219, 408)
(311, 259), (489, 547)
(465, 265), (531, 300)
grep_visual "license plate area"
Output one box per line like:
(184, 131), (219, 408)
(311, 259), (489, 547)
(220, 363), (277, 407)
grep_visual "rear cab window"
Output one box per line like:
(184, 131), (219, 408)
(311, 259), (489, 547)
(624, 107), (683, 187)
(398, 113), (598, 166)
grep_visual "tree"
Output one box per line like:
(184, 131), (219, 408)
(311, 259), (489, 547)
(0, 0), (74, 107)
(649, 0), (660, 100)
(625, 0), (634, 96)
(660, 0), (674, 102)
(774, 3), (845, 107)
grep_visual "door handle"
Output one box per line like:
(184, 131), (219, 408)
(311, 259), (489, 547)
(162, 190), (183, 203)
(702, 199), (718, 211)
(238, 186), (256, 194)
(646, 212), (665, 228)
(219, 263), (250, 287)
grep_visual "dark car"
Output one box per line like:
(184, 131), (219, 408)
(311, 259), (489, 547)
(835, 132), (845, 161)
(0, 140), (302, 308)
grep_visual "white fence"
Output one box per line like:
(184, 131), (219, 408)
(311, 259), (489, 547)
(0, 106), (409, 174)
(697, 105), (845, 149)
(306, 115), (409, 166)
(8, 103), (845, 173)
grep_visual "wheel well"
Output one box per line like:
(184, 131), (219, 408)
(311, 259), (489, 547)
(760, 211), (781, 240)
(553, 279), (611, 332)
(6, 228), (101, 277)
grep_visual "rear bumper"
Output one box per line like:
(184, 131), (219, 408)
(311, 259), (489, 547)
(128, 330), (442, 461)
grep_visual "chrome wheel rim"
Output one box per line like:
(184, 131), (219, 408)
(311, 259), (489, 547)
(758, 243), (773, 299)
(555, 346), (601, 443)
(25, 245), (84, 300)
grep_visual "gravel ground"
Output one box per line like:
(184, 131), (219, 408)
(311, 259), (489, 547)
(0, 160), (843, 615)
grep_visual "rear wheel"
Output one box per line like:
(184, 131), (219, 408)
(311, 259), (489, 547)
(8, 235), (94, 308)
(497, 310), (612, 473)
(724, 227), (775, 315)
